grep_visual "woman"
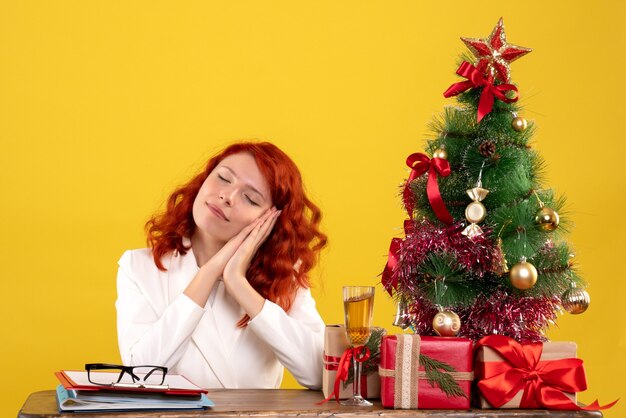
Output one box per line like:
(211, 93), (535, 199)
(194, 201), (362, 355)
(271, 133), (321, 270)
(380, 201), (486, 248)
(116, 142), (327, 389)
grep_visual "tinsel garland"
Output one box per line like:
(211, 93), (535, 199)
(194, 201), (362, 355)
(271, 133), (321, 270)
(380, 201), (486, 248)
(463, 291), (559, 342)
(404, 290), (559, 343)
(390, 220), (501, 294)
(390, 219), (558, 342)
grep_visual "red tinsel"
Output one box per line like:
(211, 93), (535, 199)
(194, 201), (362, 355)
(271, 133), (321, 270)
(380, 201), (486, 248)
(463, 291), (559, 342)
(390, 220), (500, 291)
(389, 220), (558, 342)
(404, 291), (558, 343)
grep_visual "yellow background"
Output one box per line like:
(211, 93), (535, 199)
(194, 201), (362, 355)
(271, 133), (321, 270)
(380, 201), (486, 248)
(1, 1), (624, 416)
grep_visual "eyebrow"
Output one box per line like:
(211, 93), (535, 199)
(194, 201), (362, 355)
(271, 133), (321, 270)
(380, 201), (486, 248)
(220, 165), (267, 200)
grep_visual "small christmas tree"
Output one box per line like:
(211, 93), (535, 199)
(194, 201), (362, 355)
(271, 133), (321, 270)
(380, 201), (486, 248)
(382, 18), (590, 342)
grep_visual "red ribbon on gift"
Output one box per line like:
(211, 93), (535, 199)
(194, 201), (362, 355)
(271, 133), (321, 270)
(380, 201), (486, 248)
(323, 354), (341, 370)
(404, 153), (453, 224)
(475, 335), (617, 411)
(319, 346), (371, 404)
(443, 61), (519, 123)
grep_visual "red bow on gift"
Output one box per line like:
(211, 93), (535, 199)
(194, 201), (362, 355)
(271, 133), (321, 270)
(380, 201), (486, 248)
(319, 346), (371, 404)
(475, 335), (617, 411)
(403, 153), (453, 224)
(443, 61), (519, 122)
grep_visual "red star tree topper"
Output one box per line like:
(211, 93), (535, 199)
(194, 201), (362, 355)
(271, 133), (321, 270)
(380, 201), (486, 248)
(461, 18), (532, 83)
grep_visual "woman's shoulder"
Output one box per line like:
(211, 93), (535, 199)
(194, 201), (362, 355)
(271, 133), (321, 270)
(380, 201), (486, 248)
(118, 248), (159, 273)
(119, 237), (191, 270)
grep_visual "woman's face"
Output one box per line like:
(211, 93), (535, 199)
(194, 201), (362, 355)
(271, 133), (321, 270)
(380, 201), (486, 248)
(192, 152), (273, 243)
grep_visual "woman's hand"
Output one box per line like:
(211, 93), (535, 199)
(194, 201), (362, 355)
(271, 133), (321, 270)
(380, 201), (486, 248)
(222, 207), (281, 318)
(223, 207), (280, 282)
(184, 207), (278, 308)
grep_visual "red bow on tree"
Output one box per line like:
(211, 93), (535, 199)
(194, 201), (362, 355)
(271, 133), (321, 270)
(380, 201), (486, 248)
(443, 61), (519, 122)
(381, 238), (401, 296)
(381, 220), (414, 295)
(403, 153), (453, 224)
(475, 335), (617, 411)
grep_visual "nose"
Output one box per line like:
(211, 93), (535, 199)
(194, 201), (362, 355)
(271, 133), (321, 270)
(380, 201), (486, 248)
(219, 190), (233, 206)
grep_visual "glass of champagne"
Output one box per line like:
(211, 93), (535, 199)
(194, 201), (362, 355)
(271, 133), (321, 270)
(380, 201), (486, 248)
(341, 286), (375, 406)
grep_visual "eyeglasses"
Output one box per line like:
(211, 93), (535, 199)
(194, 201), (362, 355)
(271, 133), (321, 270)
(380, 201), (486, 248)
(85, 363), (169, 389)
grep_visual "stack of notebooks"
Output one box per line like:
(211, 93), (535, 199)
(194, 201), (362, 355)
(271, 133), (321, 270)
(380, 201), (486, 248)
(55, 370), (213, 412)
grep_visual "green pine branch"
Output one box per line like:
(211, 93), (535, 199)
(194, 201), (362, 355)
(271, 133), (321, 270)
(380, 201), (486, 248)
(419, 354), (467, 399)
(418, 252), (478, 306)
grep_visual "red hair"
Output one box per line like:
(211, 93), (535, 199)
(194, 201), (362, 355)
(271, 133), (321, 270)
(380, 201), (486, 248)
(145, 142), (327, 324)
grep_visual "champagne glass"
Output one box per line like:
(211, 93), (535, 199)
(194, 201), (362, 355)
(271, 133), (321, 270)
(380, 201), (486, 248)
(341, 286), (375, 406)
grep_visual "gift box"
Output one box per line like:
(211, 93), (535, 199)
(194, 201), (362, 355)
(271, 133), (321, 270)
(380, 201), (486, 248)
(322, 325), (384, 400)
(474, 335), (579, 409)
(379, 334), (473, 409)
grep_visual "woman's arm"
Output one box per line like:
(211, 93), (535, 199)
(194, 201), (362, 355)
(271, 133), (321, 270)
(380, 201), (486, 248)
(220, 208), (324, 388)
(116, 250), (209, 368)
(246, 287), (325, 389)
(117, 210), (277, 368)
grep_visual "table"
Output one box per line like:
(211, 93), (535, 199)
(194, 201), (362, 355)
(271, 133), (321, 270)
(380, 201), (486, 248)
(18, 389), (603, 418)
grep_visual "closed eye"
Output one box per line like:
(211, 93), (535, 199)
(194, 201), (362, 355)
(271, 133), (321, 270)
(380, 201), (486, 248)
(244, 194), (260, 206)
(217, 174), (231, 183)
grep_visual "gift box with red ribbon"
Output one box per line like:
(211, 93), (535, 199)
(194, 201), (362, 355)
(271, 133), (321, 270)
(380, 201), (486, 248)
(474, 335), (617, 411)
(322, 325), (385, 400)
(379, 334), (473, 409)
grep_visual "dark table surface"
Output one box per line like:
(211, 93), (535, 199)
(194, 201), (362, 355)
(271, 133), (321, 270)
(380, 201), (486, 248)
(18, 389), (603, 418)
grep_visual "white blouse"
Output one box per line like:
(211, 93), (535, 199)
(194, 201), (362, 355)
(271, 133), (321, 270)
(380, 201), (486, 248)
(115, 246), (325, 389)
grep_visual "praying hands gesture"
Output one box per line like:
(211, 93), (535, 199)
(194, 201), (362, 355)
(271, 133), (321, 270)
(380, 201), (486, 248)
(184, 207), (281, 318)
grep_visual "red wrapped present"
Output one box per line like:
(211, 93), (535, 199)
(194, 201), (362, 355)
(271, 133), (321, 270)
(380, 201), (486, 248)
(474, 335), (617, 411)
(322, 325), (385, 400)
(379, 334), (473, 409)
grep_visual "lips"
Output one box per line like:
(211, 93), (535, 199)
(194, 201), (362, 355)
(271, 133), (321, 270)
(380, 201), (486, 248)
(206, 203), (229, 221)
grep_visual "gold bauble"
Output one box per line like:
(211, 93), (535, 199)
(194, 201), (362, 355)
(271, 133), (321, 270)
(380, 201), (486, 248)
(509, 260), (538, 290)
(511, 117), (528, 132)
(432, 310), (461, 337)
(432, 147), (448, 160)
(562, 288), (590, 314)
(535, 206), (560, 231)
